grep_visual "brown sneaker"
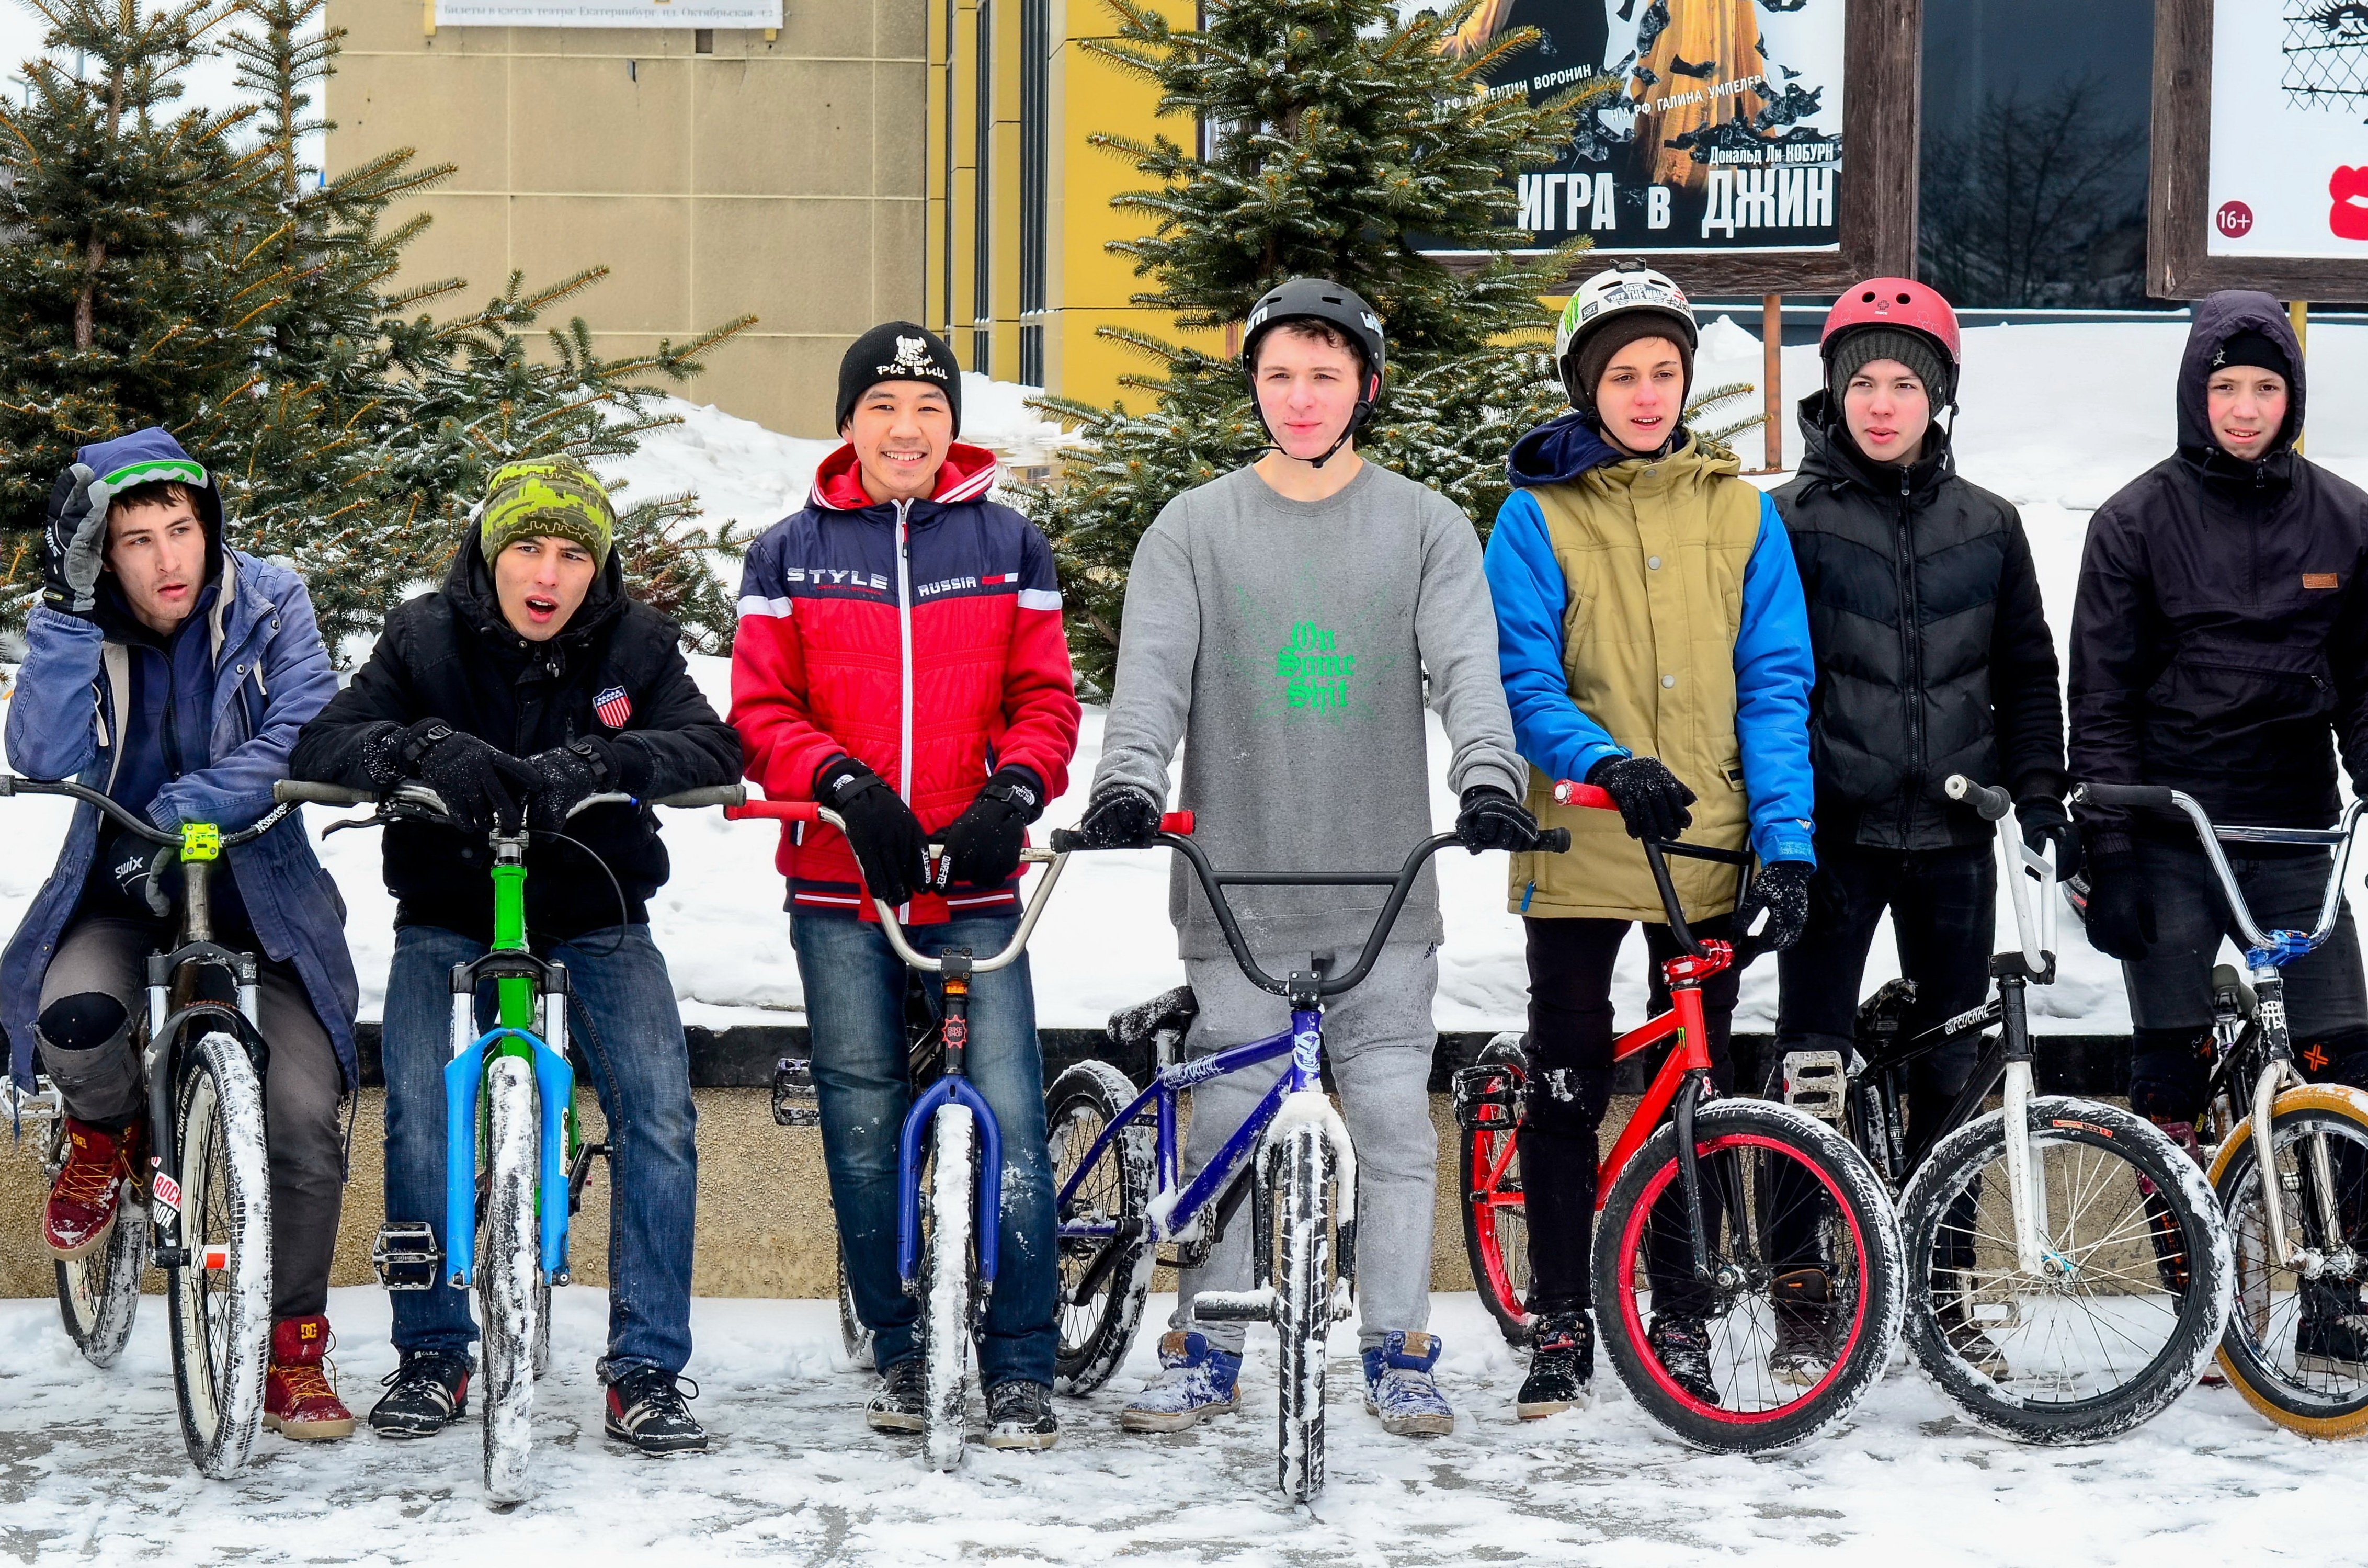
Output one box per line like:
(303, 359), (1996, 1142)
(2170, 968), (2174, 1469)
(43, 1118), (138, 1260)
(264, 1315), (356, 1441)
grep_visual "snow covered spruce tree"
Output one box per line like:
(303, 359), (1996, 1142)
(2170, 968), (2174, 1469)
(0, 0), (752, 654)
(1024, 0), (1605, 690)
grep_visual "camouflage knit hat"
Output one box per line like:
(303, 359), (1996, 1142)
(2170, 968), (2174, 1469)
(479, 457), (616, 570)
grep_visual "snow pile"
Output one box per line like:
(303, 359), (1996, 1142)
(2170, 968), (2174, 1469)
(595, 397), (837, 536)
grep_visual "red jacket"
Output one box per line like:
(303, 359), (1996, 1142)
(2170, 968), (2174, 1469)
(730, 442), (1081, 922)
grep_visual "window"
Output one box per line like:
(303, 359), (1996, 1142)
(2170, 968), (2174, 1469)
(972, 0), (993, 370)
(1018, 0), (1049, 387)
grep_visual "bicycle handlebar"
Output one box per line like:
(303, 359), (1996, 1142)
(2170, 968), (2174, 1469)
(2072, 782), (2368, 955)
(271, 780), (751, 816)
(725, 799), (1064, 975)
(1944, 774), (2014, 822)
(3, 772), (297, 848)
(1550, 778), (1751, 959)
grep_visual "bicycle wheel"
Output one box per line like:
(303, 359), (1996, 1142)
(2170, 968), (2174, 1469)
(1454, 1039), (1531, 1346)
(837, 1242), (874, 1369)
(167, 1031), (272, 1479)
(1592, 1098), (1902, 1453)
(46, 1115), (147, 1368)
(1046, 1060), (1154, 1394)
(919, 1101), (977, 1471)
(1272, 1117), (1342, 1501)
(2210, 1084), (2368, 1438)
(1899, 1097), (2232, 1444)
(479, 1054), (541, 1502)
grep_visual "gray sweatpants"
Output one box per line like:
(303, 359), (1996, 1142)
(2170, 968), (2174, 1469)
(37, 917), (346, 1321)
(1169, 942), (1439, 1354)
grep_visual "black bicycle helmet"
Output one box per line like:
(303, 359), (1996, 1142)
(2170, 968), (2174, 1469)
(1241, 277), (1387, 467)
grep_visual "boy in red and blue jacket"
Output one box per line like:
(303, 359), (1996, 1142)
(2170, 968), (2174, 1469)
(731, 323), (1080, 1448)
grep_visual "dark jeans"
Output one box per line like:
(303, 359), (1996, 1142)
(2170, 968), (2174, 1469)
(2123, 839), (2368, 1122)
(382, 923), (699, 1380)
(1777, 840), (1997, 1162)
(1519, 914), (1737, 1316)
(791, 910), (1056, 1388)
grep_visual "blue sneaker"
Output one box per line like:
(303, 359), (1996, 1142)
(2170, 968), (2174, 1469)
(1121, 1331), (1242, 1433)
(1361, 1330), (1454, 1436)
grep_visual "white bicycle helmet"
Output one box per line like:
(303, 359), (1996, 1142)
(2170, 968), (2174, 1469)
(1554, 262), (1699, 410)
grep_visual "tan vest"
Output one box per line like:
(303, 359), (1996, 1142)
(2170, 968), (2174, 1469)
(1506, 436), (1767, 923)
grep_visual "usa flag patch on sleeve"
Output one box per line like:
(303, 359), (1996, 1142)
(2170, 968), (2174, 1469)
(594, 685), (633, 729)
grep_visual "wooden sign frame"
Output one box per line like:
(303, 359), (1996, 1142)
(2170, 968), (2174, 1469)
(2148, 0), (2368, 300)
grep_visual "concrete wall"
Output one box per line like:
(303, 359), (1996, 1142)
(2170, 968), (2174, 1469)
(326, 2), (929, 437)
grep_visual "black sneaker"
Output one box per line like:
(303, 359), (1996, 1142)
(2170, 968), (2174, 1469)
(2296, 1279), (2368, 1378)
(866, 1358), (926, 1434)
(1516, 1311), (1593, 1419)
(604, 1367), (708, 1455)
(368, 1351), (471, 1439)
(1647, 1313), (1721, 1406)
(983, 1379), (1058, 1451)
(1767, 1268), (1837, 1389)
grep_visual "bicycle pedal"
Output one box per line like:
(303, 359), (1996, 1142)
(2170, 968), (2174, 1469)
(1450, 1065), (1520, 1128)
(371, 1220), (442, 1291)
(773, 1056), (821, 1127)
(1780, 1050), (1849, 1127)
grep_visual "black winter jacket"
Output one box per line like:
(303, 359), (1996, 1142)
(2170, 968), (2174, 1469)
(289, 531), (742, 942)
(1772, 395), (2065, 850)
(2069, 291), (2368, 843)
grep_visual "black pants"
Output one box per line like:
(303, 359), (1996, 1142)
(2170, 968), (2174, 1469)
(1777, 840), (1996, 1162)
(1519, 914), (1737, 1315)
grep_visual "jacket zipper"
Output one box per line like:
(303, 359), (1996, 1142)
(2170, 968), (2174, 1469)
(1895, 468), (1925, 844)
(894, 499), (917, 918)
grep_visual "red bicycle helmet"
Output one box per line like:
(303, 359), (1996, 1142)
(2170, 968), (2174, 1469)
(1821, 278), (1961, 363)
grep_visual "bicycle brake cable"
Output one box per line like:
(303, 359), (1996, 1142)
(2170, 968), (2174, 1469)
(531, 826), (633, 959)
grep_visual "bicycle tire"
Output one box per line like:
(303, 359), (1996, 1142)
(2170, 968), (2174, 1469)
(1273, 1118), (1339, 1501)
(2209, 1083), (2368, 1439)
(167, 1030), (272, 1479)
(1046, 1060), (1154, 1394)
(479, 1055), (541, 1502)
(48, 1110), (147, 1368)
(837, 1242), (874, 1370)
(1454, 1040), (1531, 1346)
(1899, 1097), (2232, 1444)
(1592, 1098), (1902, 1453)
(920, 1102), (976, 1471)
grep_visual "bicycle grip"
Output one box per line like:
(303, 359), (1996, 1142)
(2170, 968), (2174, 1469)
(1537, 827), (1572, 853)
(1550, 779), (1617, 811)
(2075, 781), (2179, 812)
(274, 780), (374, 807)
(1943, 774), (2012, 822)
(648, 784), (747, 809)
(1048, 812), (1190, 854)
(725, 799), (820, 823)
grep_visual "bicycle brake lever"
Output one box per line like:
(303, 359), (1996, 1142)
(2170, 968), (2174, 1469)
(322, 809), (399, 838)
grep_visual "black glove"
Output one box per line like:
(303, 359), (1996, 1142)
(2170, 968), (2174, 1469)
(2017, 794), (2082, 881)
(95, 825), (175, 917)
(523, 737), (618, 832)
(1074, 784), (1162, 850)
(1586, 754), (1697, 843)
(41, 461), (107, 618)
(2080, 838), (2156, 961)
(935, 766), (1044, 890)
(1456, 785), (1542, 854)
(815, 756), (927, 905)
(402, 721), (538, 836)
(1734, 859), (1814, 958)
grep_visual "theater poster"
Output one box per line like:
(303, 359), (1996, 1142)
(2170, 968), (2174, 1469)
(2204, 2), (2368, 258)
(1428, 0), (1847, 257)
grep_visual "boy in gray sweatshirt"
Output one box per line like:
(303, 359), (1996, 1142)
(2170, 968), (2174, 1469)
(1073, 278), (1541, 1437)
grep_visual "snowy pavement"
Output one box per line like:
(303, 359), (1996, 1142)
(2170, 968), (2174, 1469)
(0, 1286), (2359, 1565)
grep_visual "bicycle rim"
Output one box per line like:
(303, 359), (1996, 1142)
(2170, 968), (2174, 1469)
(921, 1103), (976, 1471)
(1461, 1109), (1531, 1344)
(1047, 1061), (1153, 1394)
(837, 1243), (875, 1370)
(480, 1055), (540, 1502)
(168, 1032), (272, 1479)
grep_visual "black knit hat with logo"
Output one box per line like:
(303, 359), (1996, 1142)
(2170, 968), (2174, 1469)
(837, 322), (963, 436)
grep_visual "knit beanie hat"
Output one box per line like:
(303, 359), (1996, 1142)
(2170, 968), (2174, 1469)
(2211, 327), (2292, 383)
(479, 457), (616, 571)
(1827, 326), (1954, 406)
(1572, 311), (1695, 418)
(837, 322), (962, 436)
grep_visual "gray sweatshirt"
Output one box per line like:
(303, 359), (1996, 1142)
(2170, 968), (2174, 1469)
(1092, 460), (1526, 961)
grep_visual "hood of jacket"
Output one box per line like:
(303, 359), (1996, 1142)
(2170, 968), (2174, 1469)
(2177, 290), (2306, 489)
(442, 520), (630, 669)
(809, 440), (1001, 515)
(71, 425), (226, 582)
(1506, 411), (1629, 490)
(1793, 389), (1957, 503)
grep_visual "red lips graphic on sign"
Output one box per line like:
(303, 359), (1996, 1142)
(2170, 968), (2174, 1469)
(2331, 166), (2368, 240)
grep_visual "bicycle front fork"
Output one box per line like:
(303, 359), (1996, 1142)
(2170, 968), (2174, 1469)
(895, 953), (1004, 1299)
(439, 979), (576, 1290)
(2245, 960), (2354, 1278)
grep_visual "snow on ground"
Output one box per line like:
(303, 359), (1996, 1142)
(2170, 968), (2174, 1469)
(0, 1285), (2356, 1565)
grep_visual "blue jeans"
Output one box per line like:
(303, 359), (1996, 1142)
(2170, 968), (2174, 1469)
(381, 923), (699, 1380)
(791, 910), (1056, 1388)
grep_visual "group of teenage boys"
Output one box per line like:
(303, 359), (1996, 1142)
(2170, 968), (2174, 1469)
(11, 261), (2368, 1457)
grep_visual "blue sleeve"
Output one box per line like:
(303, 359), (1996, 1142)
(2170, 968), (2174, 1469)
(5, 607), (105, 781)
(149, 576), (338, 834)
(1482, 490), (1625, 786)
(1735, 494), (1818, 868)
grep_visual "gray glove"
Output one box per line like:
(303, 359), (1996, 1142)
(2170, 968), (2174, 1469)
(41, 462), (107, 617)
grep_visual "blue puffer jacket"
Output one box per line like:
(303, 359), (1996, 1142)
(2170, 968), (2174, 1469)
(3, 428), (360, 1089)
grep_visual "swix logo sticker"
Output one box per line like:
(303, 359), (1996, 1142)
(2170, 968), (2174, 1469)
(152, 1172), (181, 1211)
(593, 685), (633, 729)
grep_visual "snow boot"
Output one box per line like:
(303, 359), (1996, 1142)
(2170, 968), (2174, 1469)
(2296, 1279), (2368, 1378)
(1361, 1330), (1454, 1436)
(1767, 1268), (1838, 1389)
(263, 1315), (355, 1441)
(369, 1350), (471, 1438)
(1517, 1311), (1593, 1418)
(1120, 1331), (1242, 1433)
(1647, 1313), (1721, 1406)
(605, 1367), (708, 1455)
(983, 1379), (1060, 1450)
(867, 1357), (926, 1434)
(43, 1117), (138, 1260)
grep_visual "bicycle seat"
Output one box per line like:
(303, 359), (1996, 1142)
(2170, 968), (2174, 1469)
(1107, 985), (1197, 1072)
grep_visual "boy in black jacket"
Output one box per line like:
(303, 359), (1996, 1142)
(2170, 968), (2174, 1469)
(290, 458), (739, 1454)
